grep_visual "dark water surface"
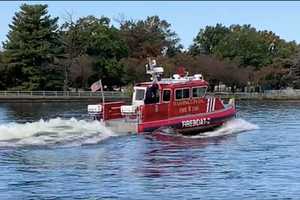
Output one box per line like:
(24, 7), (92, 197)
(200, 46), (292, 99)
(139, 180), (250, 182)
(0, 101), (299, 199)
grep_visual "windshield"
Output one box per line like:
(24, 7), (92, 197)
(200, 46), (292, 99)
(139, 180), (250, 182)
(192, 87), (207, 97)
(135, 89), (145, 101)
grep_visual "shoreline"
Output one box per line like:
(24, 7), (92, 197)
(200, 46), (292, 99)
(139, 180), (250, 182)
(0, 96), (130, 103)
(0, 91), (130, 103)
(2, 95), (300, 103)
(2, 90), (300, 102)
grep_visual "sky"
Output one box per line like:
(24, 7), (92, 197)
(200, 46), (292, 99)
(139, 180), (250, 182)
(1, 1), (300, 49)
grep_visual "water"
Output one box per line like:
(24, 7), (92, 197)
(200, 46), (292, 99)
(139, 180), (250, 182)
(0, 101), (299, 199)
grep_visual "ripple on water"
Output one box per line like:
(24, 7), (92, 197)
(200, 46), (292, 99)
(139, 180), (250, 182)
(0, 101), (299, 199)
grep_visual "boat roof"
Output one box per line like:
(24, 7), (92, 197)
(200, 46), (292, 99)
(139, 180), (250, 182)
(136, 77), (208, 89)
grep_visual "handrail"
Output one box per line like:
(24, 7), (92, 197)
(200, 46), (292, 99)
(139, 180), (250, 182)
(0, 90), (128, 98)
(1, 90), (300, 99)
(209, 90), (300, 99)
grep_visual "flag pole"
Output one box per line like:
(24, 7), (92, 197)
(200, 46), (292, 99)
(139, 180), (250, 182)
(100, 79), (105, 121)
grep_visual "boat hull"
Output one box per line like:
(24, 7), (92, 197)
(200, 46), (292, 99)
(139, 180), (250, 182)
(138, 106), (236, 134)
(90, 103), (236, 135)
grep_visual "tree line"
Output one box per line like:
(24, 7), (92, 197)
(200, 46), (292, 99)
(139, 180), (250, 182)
(0, 4), (299, 92)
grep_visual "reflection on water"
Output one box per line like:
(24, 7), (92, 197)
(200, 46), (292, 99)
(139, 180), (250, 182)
(0, 101), (299, 199)
(138, 137), (215, 178)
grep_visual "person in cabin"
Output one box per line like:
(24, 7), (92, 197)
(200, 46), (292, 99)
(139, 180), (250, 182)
(144, 83), (159, 104)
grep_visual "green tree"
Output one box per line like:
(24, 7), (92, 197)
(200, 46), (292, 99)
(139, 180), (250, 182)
(0, 51), (7, 89)
(66, 16), (128, 88)
(59, 13), (89, 91)
(2, 4), (62, 90)
(214, 25), (273, 68)
(190, 23), (230, 55)
(120, 15), (182, 58)
(191, 24), (298, 70)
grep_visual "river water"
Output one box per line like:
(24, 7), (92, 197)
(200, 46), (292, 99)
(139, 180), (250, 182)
(0, 101), (299, 199)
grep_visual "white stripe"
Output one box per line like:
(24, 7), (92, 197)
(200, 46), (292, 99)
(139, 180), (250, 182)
(206, 98), (210, 113)
(212, 98), (215, 112)
(209, 97), (213, 112)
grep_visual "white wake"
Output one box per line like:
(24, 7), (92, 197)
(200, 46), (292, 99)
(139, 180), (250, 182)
(189, 118), (258, 139)
(0, 118), (115, 147)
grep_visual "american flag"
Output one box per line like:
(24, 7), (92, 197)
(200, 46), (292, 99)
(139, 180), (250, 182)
(90, 80), (103, 92)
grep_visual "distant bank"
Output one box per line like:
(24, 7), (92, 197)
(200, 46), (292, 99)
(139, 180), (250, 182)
(1, 89), (300, 103)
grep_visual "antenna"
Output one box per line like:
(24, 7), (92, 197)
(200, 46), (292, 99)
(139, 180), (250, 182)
(161, 46), (168, 56)
(145, 58), (164, 82)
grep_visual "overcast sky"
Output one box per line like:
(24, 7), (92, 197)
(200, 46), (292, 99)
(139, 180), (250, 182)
(1, 1), (300, 49)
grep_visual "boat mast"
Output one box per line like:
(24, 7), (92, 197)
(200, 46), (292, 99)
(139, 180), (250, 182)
(100, 79), (105, 121)
(146, 57), (164, 83)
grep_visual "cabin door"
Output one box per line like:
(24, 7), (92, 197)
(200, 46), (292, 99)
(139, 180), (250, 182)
(141, 89), (170, 122)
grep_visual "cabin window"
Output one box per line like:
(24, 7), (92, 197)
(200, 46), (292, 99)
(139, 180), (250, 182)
(175, 88), (190, 100)
(144, 84), (160, 104)
(183, 88), (190, 99)
(175, 89), (182, 100)
(163, 90), (171, 102)
(135, 89), (145, 101)
(192, 87), (207, 98)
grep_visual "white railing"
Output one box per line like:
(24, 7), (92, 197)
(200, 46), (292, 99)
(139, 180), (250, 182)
(211, 92), (265, 99)
(0, 91), (128, 98)
(1, 89), (300, 99)
(211, 89), (300, 99)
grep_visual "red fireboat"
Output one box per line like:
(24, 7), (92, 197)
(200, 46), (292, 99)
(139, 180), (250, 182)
(88, 59), (236, 135)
